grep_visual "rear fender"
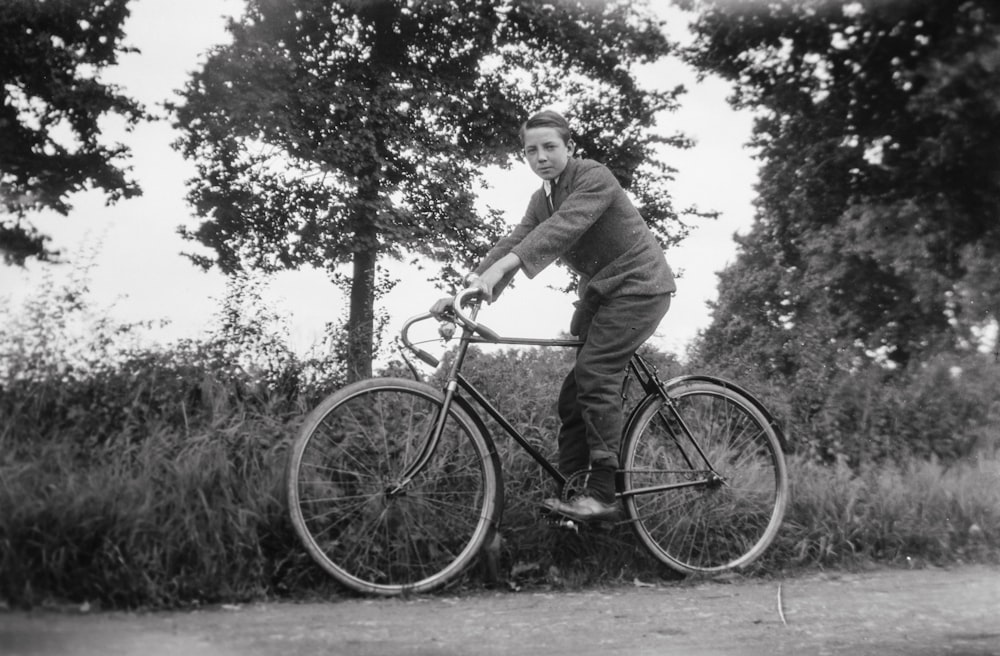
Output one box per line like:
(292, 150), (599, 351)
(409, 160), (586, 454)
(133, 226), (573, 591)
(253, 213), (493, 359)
(665, 374), (789, 452)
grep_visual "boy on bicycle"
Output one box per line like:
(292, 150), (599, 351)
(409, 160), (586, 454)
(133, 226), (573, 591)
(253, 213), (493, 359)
(435, 110), (674, 522)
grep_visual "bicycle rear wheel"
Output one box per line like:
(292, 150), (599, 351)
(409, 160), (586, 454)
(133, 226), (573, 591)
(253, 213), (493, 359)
(620, 380), (788, 574)
(287, 378), (501, 595)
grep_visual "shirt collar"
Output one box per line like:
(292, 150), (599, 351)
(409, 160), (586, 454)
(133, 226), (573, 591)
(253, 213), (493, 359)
(543, 175), (560, 197)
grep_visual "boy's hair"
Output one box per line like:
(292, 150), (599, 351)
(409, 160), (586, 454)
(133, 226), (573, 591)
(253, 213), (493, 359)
(520, 110), (573, 145)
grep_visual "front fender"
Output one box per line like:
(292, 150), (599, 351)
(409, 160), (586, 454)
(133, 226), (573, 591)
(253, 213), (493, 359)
(451, 394), (505, 527)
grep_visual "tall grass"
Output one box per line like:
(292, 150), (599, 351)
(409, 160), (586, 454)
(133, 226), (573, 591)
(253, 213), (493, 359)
(0, 270), (338, 608)
(769, 454), (1000, 569)
(0, 348), (334, 608)
(1, 273), (997, 608)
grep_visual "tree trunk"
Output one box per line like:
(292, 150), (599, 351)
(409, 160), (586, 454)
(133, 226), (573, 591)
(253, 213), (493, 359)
(343, 1), (398, 383)
(345, 245), (376, 382)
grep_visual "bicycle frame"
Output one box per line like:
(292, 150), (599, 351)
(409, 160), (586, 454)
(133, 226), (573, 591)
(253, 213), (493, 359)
(397, 304), (579, 491)
(396, 290), (724, 499)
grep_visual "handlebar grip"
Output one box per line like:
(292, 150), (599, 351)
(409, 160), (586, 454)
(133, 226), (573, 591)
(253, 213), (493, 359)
(413, 348), (440, 368)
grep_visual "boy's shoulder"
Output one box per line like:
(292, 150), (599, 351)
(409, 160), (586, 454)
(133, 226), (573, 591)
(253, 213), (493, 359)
(565, 157), (619, 187)
(567, 157), (605, 175)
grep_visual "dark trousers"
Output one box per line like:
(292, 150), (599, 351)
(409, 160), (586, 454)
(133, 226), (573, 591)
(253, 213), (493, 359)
(557, 293), (672, 481)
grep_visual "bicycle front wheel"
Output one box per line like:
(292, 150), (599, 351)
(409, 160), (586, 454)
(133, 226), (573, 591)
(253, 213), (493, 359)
(621, 380), (788, 574)
(287, 378), (501, 595)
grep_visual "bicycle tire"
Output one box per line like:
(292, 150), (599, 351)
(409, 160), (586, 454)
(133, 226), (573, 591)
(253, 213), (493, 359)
(287, 377), (502, 595)
(620, 379), (788, 574)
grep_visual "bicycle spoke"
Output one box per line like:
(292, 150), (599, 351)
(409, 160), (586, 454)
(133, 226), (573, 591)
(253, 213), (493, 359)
(312, 419), (379, 482)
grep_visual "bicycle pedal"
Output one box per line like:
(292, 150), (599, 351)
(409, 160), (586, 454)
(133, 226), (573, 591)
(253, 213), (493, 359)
(546, 516), (580, 533)
(544, 515), (620, 534)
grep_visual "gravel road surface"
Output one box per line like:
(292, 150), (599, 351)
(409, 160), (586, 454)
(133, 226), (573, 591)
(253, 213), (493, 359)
(2, 565), (999, 655)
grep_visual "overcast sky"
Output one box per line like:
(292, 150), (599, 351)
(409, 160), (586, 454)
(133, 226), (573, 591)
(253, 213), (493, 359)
(1, 0), (758, 361)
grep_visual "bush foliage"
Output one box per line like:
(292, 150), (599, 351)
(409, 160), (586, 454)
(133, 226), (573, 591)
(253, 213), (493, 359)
(689, 342), (999, 467)
(1, 275), (997, 608)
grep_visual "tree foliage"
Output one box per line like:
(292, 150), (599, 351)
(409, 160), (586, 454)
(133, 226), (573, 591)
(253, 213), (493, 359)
(683, 0), (1000, 371)
(0, 0), (146, 265)
(171, 0), (689, 380)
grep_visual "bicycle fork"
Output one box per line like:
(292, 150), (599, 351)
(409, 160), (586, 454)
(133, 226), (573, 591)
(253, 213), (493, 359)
(386, 382), (459, 496)
(387, 313), (478, 496)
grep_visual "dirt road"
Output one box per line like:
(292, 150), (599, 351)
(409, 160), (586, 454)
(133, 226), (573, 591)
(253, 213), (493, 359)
(2, 565), (999, 656)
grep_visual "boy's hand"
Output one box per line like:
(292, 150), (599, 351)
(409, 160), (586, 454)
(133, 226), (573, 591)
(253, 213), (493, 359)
(463, 273), (494, 303)
(466, 254), (521, 304)
(429, 296), (455, 317)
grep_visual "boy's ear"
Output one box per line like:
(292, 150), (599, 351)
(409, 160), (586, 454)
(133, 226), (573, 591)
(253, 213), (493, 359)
(567, 139), (576, 154)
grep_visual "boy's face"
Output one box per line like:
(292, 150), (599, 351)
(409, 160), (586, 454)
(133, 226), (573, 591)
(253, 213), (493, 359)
(522, 127), (574, 181)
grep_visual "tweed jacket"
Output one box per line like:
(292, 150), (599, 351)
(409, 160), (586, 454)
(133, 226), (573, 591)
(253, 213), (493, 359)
(475, 157), (676, 301)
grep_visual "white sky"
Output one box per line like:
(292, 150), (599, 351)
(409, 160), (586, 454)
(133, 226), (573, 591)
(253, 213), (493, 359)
(1, 0), (758, 362)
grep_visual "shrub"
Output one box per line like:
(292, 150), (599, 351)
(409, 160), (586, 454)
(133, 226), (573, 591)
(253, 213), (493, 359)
(692, 347), (999, 467)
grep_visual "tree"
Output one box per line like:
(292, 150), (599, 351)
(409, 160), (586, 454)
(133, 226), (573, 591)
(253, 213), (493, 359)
(171, 0), (690, 381)
(682, 0), (1000, 371)
(0, 0), (147, 265)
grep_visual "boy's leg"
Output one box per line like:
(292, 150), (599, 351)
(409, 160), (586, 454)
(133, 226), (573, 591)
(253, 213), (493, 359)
(575, 293), (672, 501)
(543, 293), (671, 521)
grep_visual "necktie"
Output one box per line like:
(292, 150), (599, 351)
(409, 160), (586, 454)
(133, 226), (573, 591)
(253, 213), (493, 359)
(544, 177), (559, 214)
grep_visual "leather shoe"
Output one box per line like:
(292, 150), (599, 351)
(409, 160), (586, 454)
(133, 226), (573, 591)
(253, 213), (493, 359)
(540, 494), (621, 522)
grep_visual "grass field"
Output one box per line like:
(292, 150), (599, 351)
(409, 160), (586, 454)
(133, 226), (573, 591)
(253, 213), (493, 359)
(3, 393), (996, 609)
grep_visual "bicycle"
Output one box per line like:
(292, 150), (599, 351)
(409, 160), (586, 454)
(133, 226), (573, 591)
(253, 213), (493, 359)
(287, 289), (789, 596)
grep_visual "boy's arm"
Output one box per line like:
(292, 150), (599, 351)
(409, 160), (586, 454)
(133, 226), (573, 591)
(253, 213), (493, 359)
(466, 253), (522, 302)
(470, 191), (546, 299)
(511, 163), (618, 278)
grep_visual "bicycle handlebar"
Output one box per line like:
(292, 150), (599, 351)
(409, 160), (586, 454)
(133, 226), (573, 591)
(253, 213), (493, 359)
(451, 288), (501, 342)
(399, 312), (440, 367)
(398, 288), (502, 368)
